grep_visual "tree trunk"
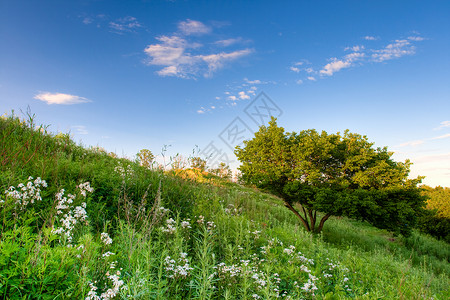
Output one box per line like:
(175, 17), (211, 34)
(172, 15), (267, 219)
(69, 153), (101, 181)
(307, 209), (315, 232)
(284, 201), (311, 231)
(317, 213), (331, 233)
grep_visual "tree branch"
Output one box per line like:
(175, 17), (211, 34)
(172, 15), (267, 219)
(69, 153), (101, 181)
(284, 201), (311, 231)
(317, 213), (332, 233)
(307, 208), (315, 232)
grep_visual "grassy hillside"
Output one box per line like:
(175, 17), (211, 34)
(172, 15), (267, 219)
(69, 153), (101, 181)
(1, 114), (449, 299)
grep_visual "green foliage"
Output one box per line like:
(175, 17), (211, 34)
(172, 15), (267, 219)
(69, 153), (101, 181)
(422, 185), (450, 218)
(137, 149), (155, 169)
(189, 156), (207, 172)
(235, 117), (426, 235)
(209, 162), (232, 179)
(413, 186), (450, 242)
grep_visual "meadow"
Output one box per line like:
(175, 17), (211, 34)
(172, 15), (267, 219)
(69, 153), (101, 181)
(0, 114), (449, 299)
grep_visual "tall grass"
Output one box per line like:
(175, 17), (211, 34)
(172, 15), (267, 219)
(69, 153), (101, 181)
(0, 114), (449, 299)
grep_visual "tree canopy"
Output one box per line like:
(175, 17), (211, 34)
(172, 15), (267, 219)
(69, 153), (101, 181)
(235, 117), (425, 235)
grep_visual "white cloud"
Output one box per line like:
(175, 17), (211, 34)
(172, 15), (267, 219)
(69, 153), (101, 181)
(431, 133), (450, 140)
(71, 125), (88, 135)
(320, 52), (364, 76)
(434, 120), (450, 130)
(178, 19), (211, 35)
(296, 79), (303, 85)
(294, 35), (422, 81)
(244, 78), (262, 84)
(214, 38), (245, 47)
(82, 17), (93, 25)
(345, 45), (364, 52)
(201, 49), (253, 77)
(364, 35), (378, 40)
(408, 36), (425, 41)
(307, 76), (316, 81)
(294, 61), (304, 66)
(396, 140), (425, 147)
(371, 39), (415, 62)
(144, 34), (252, 78)
(109, 16), (142, 34)
(197, 105), (216, 114)
(320, 59), (351, 76)
(228, 95), (237, 101)
(34, 92), (91, 105)
(215, 96), (221, 100)
(238, 91), (250, 100)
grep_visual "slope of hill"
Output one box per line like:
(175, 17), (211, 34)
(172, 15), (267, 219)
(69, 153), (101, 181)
(1, 114), (449, 299)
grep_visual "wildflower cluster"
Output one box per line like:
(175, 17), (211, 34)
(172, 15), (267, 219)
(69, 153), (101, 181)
(196, 215), (216, 232)
(161, 218), (177, 234)
(85, 262), (125, 300)
(101, 232), (113, 245)
(52, 182), (92, 245)
(214, 255), (281, 298)
(114, 164), (134, 179)
(181, 218), (191, 229)
(224, 203), (243, 216)
(85, 231), (126, 299)
(322, 258), (354, 293)
(164, 252), (194, 279)
(3, 176), (47, 208)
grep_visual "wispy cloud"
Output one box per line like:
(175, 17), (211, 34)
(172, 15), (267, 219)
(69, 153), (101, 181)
(34, 92), (91, 105)
(430, 133), (450, 140)
(201, 49), (253, 77)
(197, 105), (216, 114)
(291, 34), (424, 81)
(434, 120), (450, 130)
(371, 39), (416, 62)
(144, 20), (252, 78)
(109, 16), (142, 34)
(320, 52), (364, 76)
(320, 59), (351, 76)
(81, 14), (142, 33)
(82, 17), (93, 25)
(238, 91), (250, 100)
(244, 78), (261, 84)
(71, 125), (88, 135)
(345, 45), (365, 52)
(214, 37), (247, 47)
(178, 19), (211, 35)
(363, 35), (378, 41)
(396, 140), (425, 148)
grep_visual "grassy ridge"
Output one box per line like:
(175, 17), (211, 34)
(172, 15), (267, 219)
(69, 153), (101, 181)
(0, 114), (449, 299)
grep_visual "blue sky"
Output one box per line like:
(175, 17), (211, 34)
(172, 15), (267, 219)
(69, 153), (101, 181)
(1, 0), (450, 187)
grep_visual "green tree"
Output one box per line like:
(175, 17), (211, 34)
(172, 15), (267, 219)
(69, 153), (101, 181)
(422, 185), (450, 218)
(235, 117), (425, 235)
(137, 149), (154, 169)
(209, 162), (232, 179)
(190, 156), (207, 172)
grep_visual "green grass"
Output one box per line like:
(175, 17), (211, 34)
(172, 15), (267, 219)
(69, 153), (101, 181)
(0, 114), (449, 299)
